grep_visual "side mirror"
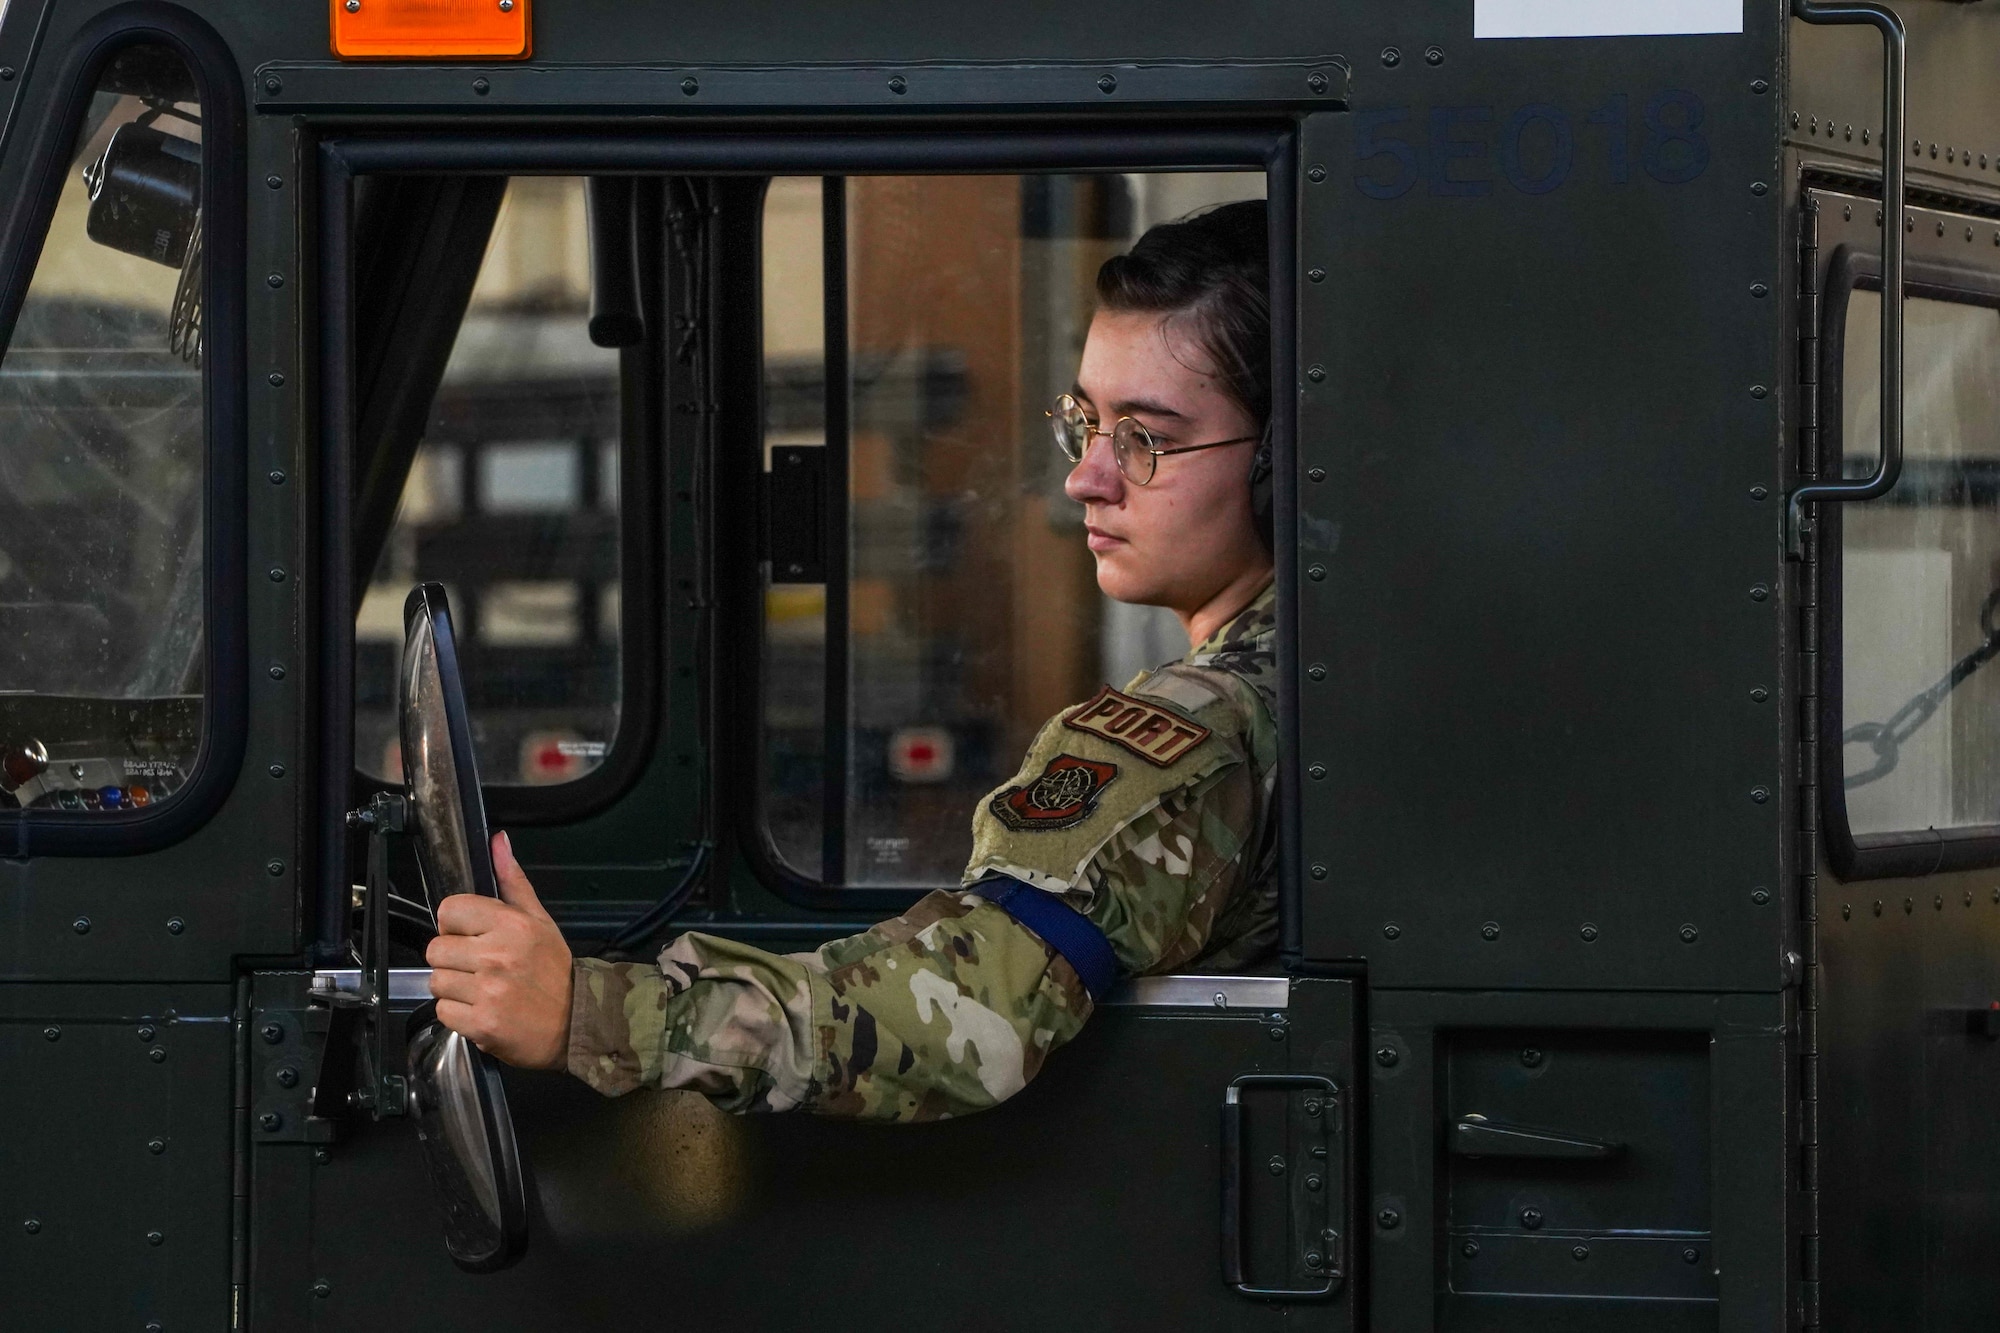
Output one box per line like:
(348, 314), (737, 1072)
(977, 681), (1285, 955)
(395, 583), (531, 1272)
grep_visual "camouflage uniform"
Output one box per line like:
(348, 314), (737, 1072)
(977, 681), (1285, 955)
(567, 582), (1279, 1121)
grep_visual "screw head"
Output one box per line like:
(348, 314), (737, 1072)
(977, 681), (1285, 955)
(499, 0), (514, 8)
(1750, 384), (1769, 399)
(1841, 903), (1852, 920)
(1307, 71), (1329, 94)
(888, 75), (907, 94)
(263, 76), (282, 95)
(137, 1026), (155, 1041)
(266, 273), (284, 289)
(1307, 164), (1327, 183)
(1519, 1207), (1543, 1230)
(1307, 662), (1327, 680)
(259, 1112), (282, 1133)
(147, 1230), (164, 1246)
(268, 764), (286, 779)
(1267, 1155), (1286, 1176)
(1572, 1244), (1590, 1261)
(471, 77), (490, 95)
(1096, 74), (1116, 94)
(1307, 467), (1327, 484)
(681, 77), (699, 95)
(1310, 863), (1329, 880)
(267, 372), (285, 387)
(1750, 686), (1769, 702)
(1307, 564), (1327, 582)
(265, 174), (283, 190)
(42, 1026), (59, 1042)
(1683, 1247), (1701, 1264)
(72, 917), (89, 935)
(314, 1147), (331, 1165)
(1462, 1240), (1479, 1257)
(1750, 485), (1769, 501)
(148, 1139), (166, 1154)
(1481, 922), (1500, 941)
(276, 1066), (300, 1088)
(1579, 923), (1599, 941)
(166, 918), (184, 936)
(1424, 45), (1444, 65)
(1751, 181), (1769, 196)
(1520, 1047), (1543, 1067)
(1380, 46), (1401, 68)
(1680, 924), (1700, 943)
(1306, 1249), (1325, 1267)
(1308, 763), (1327, 779)
(1307, 267), (1326, 283)
(312, 1279), (331, 1299)
(268, 470), (286, 485)
(1304, 1098), (1322, 1117)
(1377, 1207), (1401, 1229)
(1753, 887), (1771, 905)
(1749, 584), (1769, 602)
(0, 67), (13, 81)
(24, 1218), (40, 1234)
(1752, 78), (1770, 93)
(268, 566), (286, 582)
(261, 1022), (284, 1044)
(268, 663), (286, 680)
(1382, 923), (1401, 940)
(1750, 282), (1770, 298)
(1306, 364), (1326, 382)
(149, 1047), (166, 1063)
(345, 0), (359, 9)
(1374, 1045), (1399, 1067)
(1751, 786), (1770, 804)
(267, 860), (285, 877)
(1306, 1173), (1324, 1192)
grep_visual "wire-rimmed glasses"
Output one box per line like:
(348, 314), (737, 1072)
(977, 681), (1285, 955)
(1047, 393), (1260, 485)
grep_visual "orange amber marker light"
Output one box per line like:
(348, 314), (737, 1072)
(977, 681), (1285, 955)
(331, 0), (531, 61)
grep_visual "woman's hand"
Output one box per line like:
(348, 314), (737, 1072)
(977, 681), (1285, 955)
(426, 831), (573, 1070)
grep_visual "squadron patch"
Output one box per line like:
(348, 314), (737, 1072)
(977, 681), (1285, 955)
(1063, 686), (1211, 767)
(991, 755), (1119, 832)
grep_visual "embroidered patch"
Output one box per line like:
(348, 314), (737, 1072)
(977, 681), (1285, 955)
(1063, 686), (1212, 767)
(991, 755), (1119, 832)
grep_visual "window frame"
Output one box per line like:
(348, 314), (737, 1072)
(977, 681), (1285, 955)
(0, 3), (247, 856)
(1819, 238), (2000, 880)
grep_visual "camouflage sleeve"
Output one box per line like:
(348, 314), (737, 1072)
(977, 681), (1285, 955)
(565, 889), (1092, 1121)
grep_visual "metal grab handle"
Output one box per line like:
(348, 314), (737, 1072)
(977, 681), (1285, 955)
(1220, 1073), (1340, 1300)
(1451, 1113), (1624, 1160)
(1787, 0), (1907, 559)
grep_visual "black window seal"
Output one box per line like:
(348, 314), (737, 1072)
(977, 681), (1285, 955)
(0, 2), (247, 858)
(694, 124), (1298, 914)
(1818, 241), (2000, 880)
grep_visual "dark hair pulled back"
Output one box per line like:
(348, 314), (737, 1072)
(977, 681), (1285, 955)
(1094, 198), (1270, 429)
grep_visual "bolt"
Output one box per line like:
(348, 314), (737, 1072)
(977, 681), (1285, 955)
(313, 1279), (331, 1299)
(1481, 922), (1500, 941)
(345, 0), (358, 8)
(42, 1026), (59, 1042)
(1462, 1240), (1479, 1257)
(268, 664), (285, 680)
(267, 860), (285, 877)
(1268, 1155), (1286, 1176)
(888, 75), (907, 94)
(1307, 663), (1327, 680)
(268, 372), (285, 387)
(1377, 1207), (1401, 1229)
(263, 76), (282, 95)
(276, 1066), (300, 1089)
(1307, 267), (1326, 283)
(1750, 686), (1769, 702)
(471, 77), (490, 95)
(499, 0), (514, 8)
(314, 1148), (331, 1165)
(268, 470), (286, 485)
(148, 1139), (166, 1155)
(681, 77), (698, 95)
(1096, 74), (1116, 94)
(72, 917), (89, 935)
(1306, 1249), (1325, 1267)
(1425, 45), (1444, 66)
(266, 273), (284, 289)
(1307, 564), (1326, 582)
(1306, 1174), (1323, 1192)
(259, 1112), (282, 1133)
(137, 1026), (155, 1042)
(1307, 467), (1327, 484)
(1307, 164), (1327, 183)
(1750, 584), (1769, 602)
(268, 764), (285, 779)
(1752, 181), (1768, 196)
(24, 1218), (40, 1234)
(1310, 863), (1329, 880)
(166, 918), (184, 936)
(1304, 1098), (1322, 1117)
(1680, 924), (1700, 943)
(1267, 1024), (1285, 1042)
(1751, 282), (1769, 298)
(1308, 763), (1327, 780)
(147, 1231), (164, 1246)
(1382, 923), (1401, 940)
(1573, 1244), (1589, 1261)
(1520, 1208), (1543, 1230)
(1307, 72), (1329, 94)
(1580, 923), (1599, 941)
(0, 67), (12, 81)
(1683, 1247), (1700, 1264)
(1753, 887), (1771, 905)
(1520, 1047), (1543, 1067)
(1380, 46), (1401, 68)
(1750, 384), (1769, 399)
(1375, 1045), (1399, 1067)
(1751, 786), (1770, 804)
(149, 1048), (166, 1063)
(1306, 364), (1326, 382)
(261, 1022), (284, 1044)
(268, 567), (286, 582)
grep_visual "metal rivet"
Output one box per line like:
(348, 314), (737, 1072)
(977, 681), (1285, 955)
(314, 1148), (331, 1165)
(1307, 164), (1327, 183)
(1753, 887), (1771, 905)
(268, 764), (286, 779)
(1751, 786), (1770, 804)
(149, 1047), (166, 1063)
(1683, 1247), (1701, 1264)
(1307, 466), (1327, 483)
(1308, 564), (1326, 582)
(1307, 71), (1329, 94)
(1308, 763), (1327, 780)
(166, 918), (184, 936)
(0, 67), (13, 81)
(1307, 267), (1326, 283)
(1267, 1024), (1284, 1042)
(1580, 923), (1599, 941)
(42, 1026), (59, 1042)
(1937, 221), (1946, 237)
(1931, 143), (1939, 158)
(267, 860), (285, 877)
(1481, 922), (1500, 941)
(1750, 485), (1769, 501)
(1844, 204), (1853, 220)
(1751, 181), (1768, 196)
(1310, 863), (1328, 880)
(1382, 923), (1401, 940)
(149, 1139), (166, 1154)
(1841, 903), (1851, 920)
(1904, 897), (1914, 914)
(1749, 584), (1769, 602)
(276, 1066), (299, 1088)
(1750, 384), (1769, 399)
(268, 470), (286, 485)
(261, 1023), (284, 1044)
(1307, 663), (1327, 680)
(1750, 282), (1769, 298)
(1968, 890), (1976, 908)
(471, 77), (490, 95)
(265, 174), (283, 190)
(313, 1280), (331, 1299)
(1680, 924), (1699, 943)
(345, 0), (359, 8)
(266, 273), (284, 289)
(137, 1026), (154, 1042)
(1380, 46), (1401, 68)
(260, 1112), (282, 1132)
(1750, 686), (1770, 702)
(1520, 1208), (1543, 1230)
(147, 1231), (164, 1246)
(1306, 364), (1326, 382)
(1809, 116), (1818, 134)
(1573, 1244), (1590, 1261)
(1268, 1155), (1285, 1176)
(72, 917), (89, 935)
(1305, 1249), (1325, 1268)
(268, 663), (286, 681)
(1463, 1241), (1480, 1257)
(264, 76), (283, 95)
(267, 372), (284, 387)
(24, 1218), (40, 1234)
(1096, 74), (1116, 94)
(1306, 1174), (1324, 1192)
(1790, 112), (1799, 128)
(1751, 78), (1769, 94)
(1520, 1048), (1543, 1067)
(1863, 129), (1871, 145)
(1936, 895), (1945, 911)
(1425, 45), (1444, 66)
(1375, 1045), (1399, 1067)
(268, 567), (286, 582)
(1907, 215), (1916, 232)
(886, 75), (907, 95)
(681, 77), (698, 96)
(1377, 1208), (1401, 1229)
(1873, 900), (1883, 916)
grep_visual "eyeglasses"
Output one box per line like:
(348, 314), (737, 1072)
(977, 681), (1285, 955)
(1047, 393), (1261, 486)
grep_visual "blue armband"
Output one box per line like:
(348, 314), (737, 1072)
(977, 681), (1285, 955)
(969, 876), (1120, 1003)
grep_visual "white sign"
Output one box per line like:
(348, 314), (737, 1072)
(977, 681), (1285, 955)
(1475, 0), (1742, 38)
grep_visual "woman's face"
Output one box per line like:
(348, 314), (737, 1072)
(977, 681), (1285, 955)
(1064, 308), (1269, 616)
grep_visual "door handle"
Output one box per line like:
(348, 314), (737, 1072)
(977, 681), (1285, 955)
(1221, 1073), (1341, 1300)
(1451, 1112), (1623, 1160)
(1786, 0), (1907, 558)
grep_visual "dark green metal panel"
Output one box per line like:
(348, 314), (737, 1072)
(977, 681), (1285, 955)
(0, 984), (234, 1330)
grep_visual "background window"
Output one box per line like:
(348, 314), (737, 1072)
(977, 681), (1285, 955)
(1839, 287), (2000, 837)
(355, 177), (623, 789)
(0, 46), (208, 813)
(758, 171), (1265, 887)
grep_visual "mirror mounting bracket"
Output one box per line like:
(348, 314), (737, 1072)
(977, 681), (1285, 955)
(307, 791), (417, 1124)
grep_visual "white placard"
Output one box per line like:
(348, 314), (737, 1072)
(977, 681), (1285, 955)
(1475, 0), (1742, 38)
